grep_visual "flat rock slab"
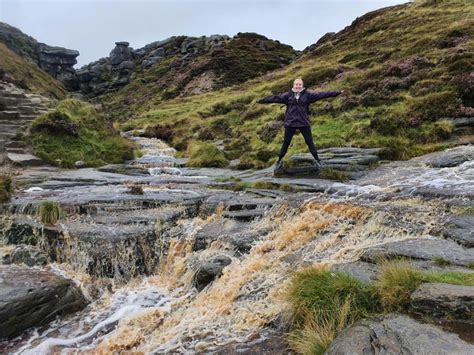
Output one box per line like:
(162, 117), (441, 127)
(410, 282), (474, 321)
(0, 264), (86, 340)
(361, 237), (474, 267)
(443, 214), (474, 247)
(331, 261), (380, 284)
(326, 313), (474, 354)
(7, 153), (44, 167)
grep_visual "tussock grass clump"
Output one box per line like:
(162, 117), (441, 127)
(0, 174), (13, 203)
(285, 265), (380, 355)
(376, 259), (474, 311)
(37, 200), (62, 225)
(286, 259), (474, 354)
(187, 141), (229, 168)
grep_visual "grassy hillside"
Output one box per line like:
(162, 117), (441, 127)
(103, 0), (472, 168)
(0, 43), (67, 98)
(29, 99), (136, 168)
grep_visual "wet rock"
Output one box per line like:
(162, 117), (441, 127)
(410, 282), (474, 321)
(325, 313), (474, 354)
(361, 237), (474, 267)
(1, 215), (41, 245)
(331, 261), (380, 284)
(193, 218), (263, 254)
(443, 214), (474, 247)
(211, 330), (294, 354)
(419, 147), (474, 168)
(192, 255), (232, 291)
(2, 245), (47, 266)
(0, 264), (86, 340)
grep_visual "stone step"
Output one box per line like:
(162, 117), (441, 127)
(0, 97), (32, 106)
(0, 111), (20, 119)
(0, 92), (27, 99)
(7, 152), (44, 167)
(5, 141), (26, 148)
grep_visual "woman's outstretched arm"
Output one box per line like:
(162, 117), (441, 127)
(256, 92), (290, 104)
(307, 90), (344, 103)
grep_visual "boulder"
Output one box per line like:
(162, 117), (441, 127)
(192, 255), (232, 291)
(325, 313), (474, 354)
(410, 282), (474, 321)
(109, 41), (133, 65)
(0, 264), (86, 340)
(75, 160), (86, 168)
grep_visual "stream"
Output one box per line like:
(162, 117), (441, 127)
(1, 132), (473, 353)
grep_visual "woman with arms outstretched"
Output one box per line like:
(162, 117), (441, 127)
(257, 78), (343, 173)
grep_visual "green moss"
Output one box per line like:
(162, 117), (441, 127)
(318, 168), (349, 181)
(0, 174), (13, 203)
(30, 99), (136, 168)
(187, 141), (229, 168)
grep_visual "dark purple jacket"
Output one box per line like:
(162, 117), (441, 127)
(257, 88), (341, 127)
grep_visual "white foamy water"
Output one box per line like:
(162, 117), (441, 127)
(14, 279), (173, 354)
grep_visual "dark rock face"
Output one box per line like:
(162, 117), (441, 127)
(410, 282), (474, 321)
(74, 34), (232, 97)
(0, 22), (79, 90)
(192, 255), (232, 291)
(37, 44), (80, 90)
(325, 313), (474, 354)
(0, 264), (86, 340)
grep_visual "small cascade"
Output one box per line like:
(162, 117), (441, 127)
(13, 276), (175, 354)
(123, 130), (187, 176)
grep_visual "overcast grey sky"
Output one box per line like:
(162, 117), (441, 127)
(1, 0), (407, 69)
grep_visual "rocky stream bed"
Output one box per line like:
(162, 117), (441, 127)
(0, 132), (473, 354)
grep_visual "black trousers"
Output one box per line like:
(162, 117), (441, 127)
(278, 126), (320, 161)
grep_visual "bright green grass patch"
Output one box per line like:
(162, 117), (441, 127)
(186, 141), (229, 168)
(30, 99), (136, 168)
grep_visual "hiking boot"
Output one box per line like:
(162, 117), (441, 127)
(274, 159), (283, 173)
(313, 159), (323, 170)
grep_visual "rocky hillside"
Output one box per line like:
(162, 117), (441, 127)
(101, 0), (473, 169)
(0, 22), (78, 91)
(78, 32), (297, 106)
